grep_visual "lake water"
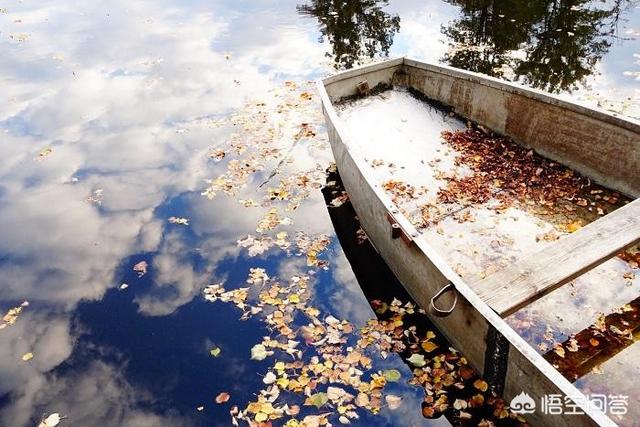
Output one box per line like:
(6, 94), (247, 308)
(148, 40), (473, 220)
(0, 1), (639, 426)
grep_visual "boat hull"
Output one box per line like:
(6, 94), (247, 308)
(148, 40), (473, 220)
(318, 58), (625, 427)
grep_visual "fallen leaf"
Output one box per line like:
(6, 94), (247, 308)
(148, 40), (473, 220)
(567, 338), (579, 352)
(382, 369), (401, 382)
(168, 216), (189, 225)
(355, 393), (370, 407)
(250, 344), (270, 361)
(133, 261), (148, 277)
(385, 395), (402, 410)
(566, 220), (582, 233)
(38, 413), (61, 427)
(453, 398), (468, 410)
(37, 148), (53, 160)
(263, 371), (276, 384)
(215, 392), (230, 404)
(21, 352), (33, 361)
(473, 379), (488, 392)
(210, 346), (221, 357)
(305, 392), (328, 408)
(421, 341), (439, 352)
(407, 353), (426, 367)
(553, 345), (565, 358)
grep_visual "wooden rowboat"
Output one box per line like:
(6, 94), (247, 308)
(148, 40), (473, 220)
(317, 57), (640, 426)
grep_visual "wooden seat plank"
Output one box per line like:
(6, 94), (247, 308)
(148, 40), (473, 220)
(473, 198), (640, 317)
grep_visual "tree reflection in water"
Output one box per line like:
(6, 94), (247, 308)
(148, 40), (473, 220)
(297, 0), (400, 69)
(442, 0), (636, 92)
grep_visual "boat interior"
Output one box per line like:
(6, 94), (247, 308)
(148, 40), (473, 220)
(323, 58), (640, 419)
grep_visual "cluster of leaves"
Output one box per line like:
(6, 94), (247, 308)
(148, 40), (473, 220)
(439, 129), (586, 207)
(204, 268), (527, 426)
(1, 300), (28, 330)
(197, 81), (532, 425)
(201, 81), (325, 202)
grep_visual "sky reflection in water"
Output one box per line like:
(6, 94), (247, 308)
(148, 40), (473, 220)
(0, 0), (639, 425)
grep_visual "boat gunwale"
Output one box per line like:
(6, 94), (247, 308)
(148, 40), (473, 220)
(316, 58), (619, 427)
(324, 57), (640, 133)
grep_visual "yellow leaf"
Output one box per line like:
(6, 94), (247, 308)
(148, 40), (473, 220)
(421, 341), (439, 352)
(473, 379), (488, 392)
(21, 352), (33, 361)
(277, 377), (290, 388)
(566, 220), (582, 233)
(288, 294), (300, 304)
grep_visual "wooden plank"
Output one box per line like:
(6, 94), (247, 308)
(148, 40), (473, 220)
(544, 296), (640, 382)
(473, 198), (640, 317)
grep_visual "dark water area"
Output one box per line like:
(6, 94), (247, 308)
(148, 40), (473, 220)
(0, 0), (639, 426)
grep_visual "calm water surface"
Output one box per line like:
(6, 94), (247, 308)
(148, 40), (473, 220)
(1, 1), (639, 426)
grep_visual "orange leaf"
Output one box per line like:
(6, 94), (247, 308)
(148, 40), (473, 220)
(215, 392), (230, 404)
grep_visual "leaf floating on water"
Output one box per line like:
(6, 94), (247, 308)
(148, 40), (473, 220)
(250, 343), (271, 361)
(86, 189), (104, 205)
(329, 191), (349, 207)
(209, 149), (226, 162)
(133, 261), (148, 277)
(1, 301), (28, 329)
(407, 353), (426, 367)
(385, 395), (402, 410)
(21, 352), (33, 361)
(421, 340), (439, 353)
(453, 398), (468, 410)
(263, 371), (276, 384)
(567, 338), (579, 352)
(553, 345), (565, 358)
(338, 415), (351, 424)
(215, 392), (230, 404)
(355, 392), (370, 408)
(210, 346), (221, 357)
(382, 369), (401, 382)
(285, 405), (300, 416)
(473, 379), (489, 392)
(305, 392), (328, 409)
(38, 413), (62, 427)
(594, 312), (606, 332)
(196, 406), (204, 411)
(36, 147), (53, 160)
(168, 216), (189, 225)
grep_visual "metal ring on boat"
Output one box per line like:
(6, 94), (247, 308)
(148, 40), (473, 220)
(429, 282), (458, 317)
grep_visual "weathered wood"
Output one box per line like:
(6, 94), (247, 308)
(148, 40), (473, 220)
(544, 296), (640, 382)
(474, 198), (640, 317)
(402, 58), (640, 198)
